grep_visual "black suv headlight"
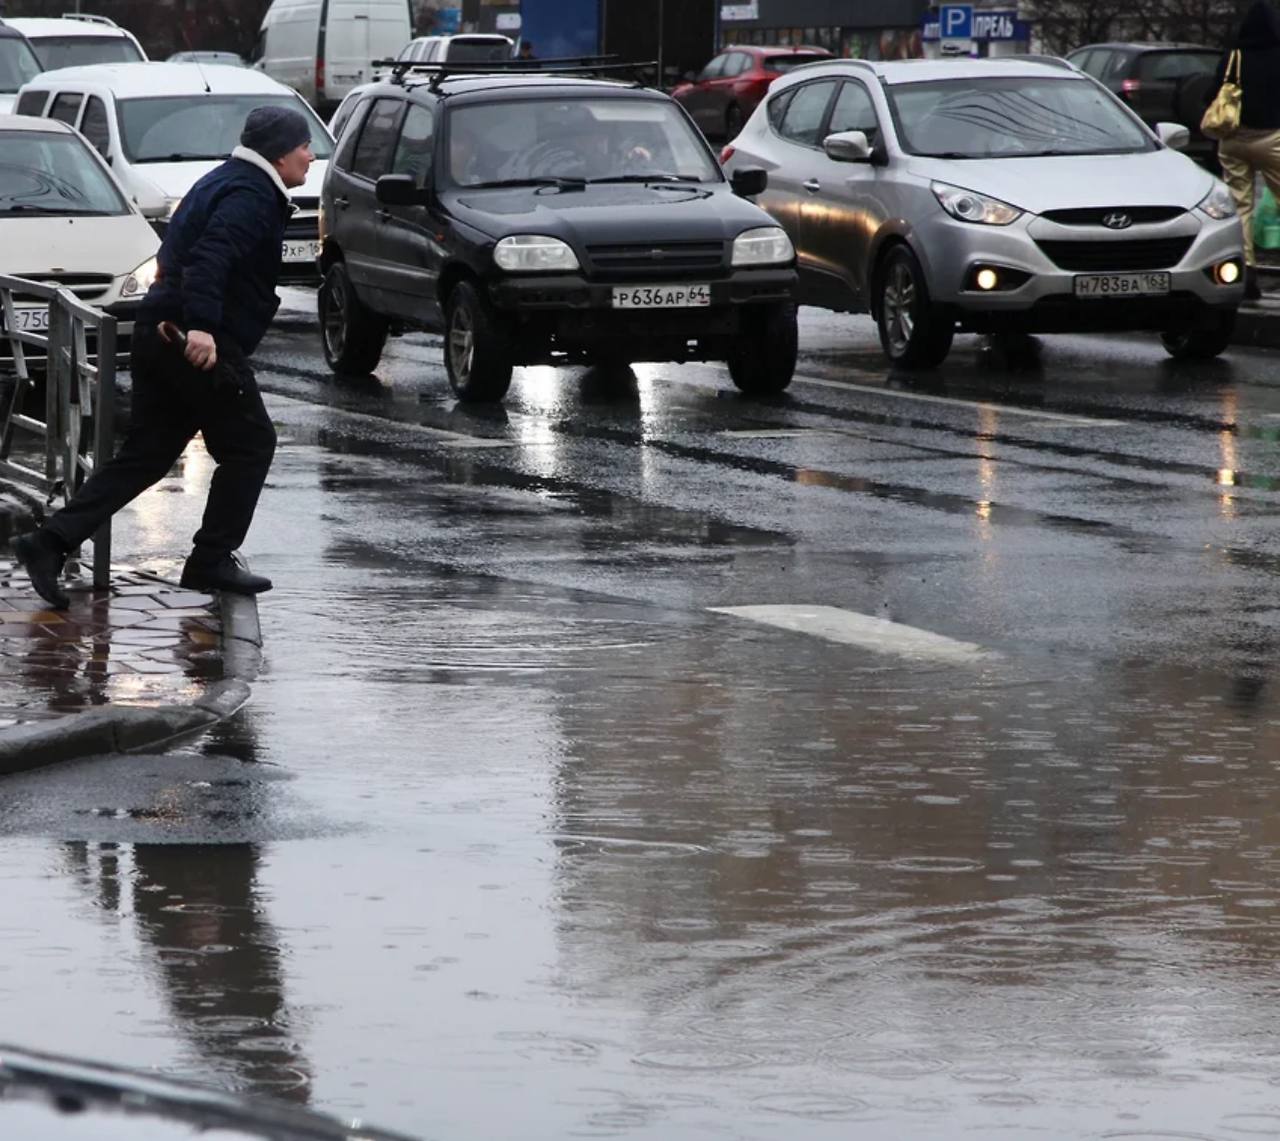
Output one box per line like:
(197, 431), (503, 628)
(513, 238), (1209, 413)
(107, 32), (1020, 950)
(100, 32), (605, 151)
(493, 235), (580, 273)
(731, 226), (794, 267)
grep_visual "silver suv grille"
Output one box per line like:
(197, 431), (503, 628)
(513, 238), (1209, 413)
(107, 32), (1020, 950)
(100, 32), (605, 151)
(1034, 237), (1193, 271)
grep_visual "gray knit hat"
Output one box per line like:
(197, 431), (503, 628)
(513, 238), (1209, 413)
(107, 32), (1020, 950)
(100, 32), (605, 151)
(240, 105), (311, 161)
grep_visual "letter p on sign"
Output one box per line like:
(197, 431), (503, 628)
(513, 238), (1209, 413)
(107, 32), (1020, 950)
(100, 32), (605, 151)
(940, 4), (973, 39)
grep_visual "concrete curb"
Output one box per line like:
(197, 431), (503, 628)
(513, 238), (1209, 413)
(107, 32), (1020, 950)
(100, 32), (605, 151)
(0, 561), (263, 776)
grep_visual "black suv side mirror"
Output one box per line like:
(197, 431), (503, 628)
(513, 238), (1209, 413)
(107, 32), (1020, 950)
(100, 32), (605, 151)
(730, 167), (767, 197)
(376, 173), (431, 207)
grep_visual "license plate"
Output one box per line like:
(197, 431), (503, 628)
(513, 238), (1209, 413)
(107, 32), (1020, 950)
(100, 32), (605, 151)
(612, 283), (712, 309)
(283, 239), (320, 263)
(1073, 272), (1171, 298)
(0, 305), (50, 333)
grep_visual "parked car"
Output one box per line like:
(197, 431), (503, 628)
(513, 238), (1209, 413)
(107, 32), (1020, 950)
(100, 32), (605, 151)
(722, 57), (1244, 367)
(394, 33), (513, 65)
(14, 63), (334, 284)
(0, 114), (160, 351)
(1065, 42), (1220, 168)
(250, 0), (412, 115)
(167, 50), (247, 67)
(672, 45), (832, 141)
(318, 70), (798, 401)
(0, 20), (42, 115)
(3, 14), (146, 70)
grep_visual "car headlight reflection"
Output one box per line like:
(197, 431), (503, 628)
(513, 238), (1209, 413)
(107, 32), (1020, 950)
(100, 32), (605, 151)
(931, 181), (1023, 226)
(1197, 182), (1237, 220)
(493, 235), (579, 273)
(731, 226), (794, 266)
(121, 256), (159, 297)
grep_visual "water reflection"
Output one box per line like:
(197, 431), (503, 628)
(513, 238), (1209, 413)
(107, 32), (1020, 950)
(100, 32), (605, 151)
(59, 717), (310, 1104)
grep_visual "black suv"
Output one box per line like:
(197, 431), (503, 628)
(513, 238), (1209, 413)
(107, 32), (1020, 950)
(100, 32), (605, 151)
(1065, 43), (1221, 168)
(317, 65), (799, 402)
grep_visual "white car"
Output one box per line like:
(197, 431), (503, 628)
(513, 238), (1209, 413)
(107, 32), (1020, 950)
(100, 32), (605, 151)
(14, 62), (335, 283)
(3, 14), (145, 70)
(0, 115), (159, 351)
(0, 21), (42, 115)
(395, 34), (513, 65)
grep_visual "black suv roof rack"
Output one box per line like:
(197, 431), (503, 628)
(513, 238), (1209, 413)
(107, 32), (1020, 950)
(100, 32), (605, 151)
(370, 56), (658, 91)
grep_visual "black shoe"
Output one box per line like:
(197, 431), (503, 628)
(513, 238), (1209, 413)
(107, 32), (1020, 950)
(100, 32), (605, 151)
(179, 553), (272, 595)
(12, 530), (70, 611)
(1245, 266), (1263, 301)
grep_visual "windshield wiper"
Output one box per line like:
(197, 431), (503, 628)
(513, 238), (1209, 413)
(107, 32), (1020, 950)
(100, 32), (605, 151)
(586, 173), (700, 184)
(0, 204), (112, 215)
(465, 177), (587, 189)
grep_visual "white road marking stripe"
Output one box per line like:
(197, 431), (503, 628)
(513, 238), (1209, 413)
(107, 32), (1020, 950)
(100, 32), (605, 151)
(789, 372), (1123, 427)
(719, 428), (842, 439)
(709, 604), (994, 663)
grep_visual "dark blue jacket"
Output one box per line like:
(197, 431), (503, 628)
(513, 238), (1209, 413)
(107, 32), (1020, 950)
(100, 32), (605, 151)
(138, 155), (289, 356)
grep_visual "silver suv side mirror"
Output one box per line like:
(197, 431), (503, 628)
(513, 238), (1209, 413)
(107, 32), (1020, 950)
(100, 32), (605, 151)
(1154, 122), (1190, 151)
(823, 130), (873, 163)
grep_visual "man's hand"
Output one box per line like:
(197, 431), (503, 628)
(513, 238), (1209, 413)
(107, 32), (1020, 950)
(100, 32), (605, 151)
(185, 330), (217, 372)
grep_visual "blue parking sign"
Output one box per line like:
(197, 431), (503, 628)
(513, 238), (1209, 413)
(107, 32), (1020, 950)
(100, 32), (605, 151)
(939, 4), (973, 38)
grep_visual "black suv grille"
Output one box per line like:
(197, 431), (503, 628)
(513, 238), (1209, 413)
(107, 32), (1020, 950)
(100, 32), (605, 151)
(585, 241), (725, 279)
(1041, 206), (1186, 226)
(1035, 237), (1193, 271)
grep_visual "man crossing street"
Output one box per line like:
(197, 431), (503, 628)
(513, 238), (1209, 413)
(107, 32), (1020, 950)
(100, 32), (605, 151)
(14, 105), (314, 610)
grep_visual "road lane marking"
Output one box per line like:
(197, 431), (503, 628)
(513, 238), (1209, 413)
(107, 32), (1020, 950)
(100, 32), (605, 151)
(789, 372), (1123, 427)
(719, 428), (843, 439)
(709, 604), (994, 663)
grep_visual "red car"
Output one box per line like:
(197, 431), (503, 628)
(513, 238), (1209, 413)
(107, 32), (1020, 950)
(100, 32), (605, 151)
(672, 45), (833, 141)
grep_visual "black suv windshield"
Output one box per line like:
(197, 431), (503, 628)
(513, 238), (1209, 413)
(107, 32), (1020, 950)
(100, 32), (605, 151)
(447, 96), (720, 186)
(0, 132), (127, 216)
(118, 94), (334, 162)
(888, 76), (1156, 158)
(0, 36), (42, 95)
(28, 35), (142, 70)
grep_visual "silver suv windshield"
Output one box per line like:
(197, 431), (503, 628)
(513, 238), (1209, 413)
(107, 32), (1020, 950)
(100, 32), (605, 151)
(118, 94), (334, 162)
(0, 132), (128, 216)
(887, 76), (1156, 159)
(447, 96), (720, 187)
(0, 36), (42, 95)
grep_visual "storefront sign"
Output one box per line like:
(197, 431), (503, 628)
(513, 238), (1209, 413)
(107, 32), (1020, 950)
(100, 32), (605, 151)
(923, 8), (1027, 41)
(721, 1), (760, 20)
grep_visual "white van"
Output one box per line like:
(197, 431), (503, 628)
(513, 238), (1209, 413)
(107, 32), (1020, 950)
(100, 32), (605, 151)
(250, 0), (412, 115)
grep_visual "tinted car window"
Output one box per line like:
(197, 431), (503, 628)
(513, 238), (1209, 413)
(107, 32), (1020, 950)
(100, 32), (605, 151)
(48, 92), (83, 125)
(777, 80), (836, 146)
(1102, 51), (1132, 80)
(447, 96), (719, 185)
(697, 55), (727, 82)
(889, 76), (1154, 157)
(28, 36), (142, 70)
(0, 35), (42, 95)
(827, 81), (878, 145)
(445, 38), (512, 62)
(391, 103), (434, 185)
(0, 131), (128, 215)
(118, 93), (333, 161)
(764, 53), (828, 74)
(332, 98), (372, 170)
(767, 88), (795, 129)
(723, 52), (750, 77)
(1137, 51), (1219, 81)
(80, 95), (111, 156)
(15, 90), (47, 117)
(351, 97), (405, 180)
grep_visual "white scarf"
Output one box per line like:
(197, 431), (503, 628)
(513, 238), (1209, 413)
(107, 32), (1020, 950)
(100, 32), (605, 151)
(231, 144), (290, 200)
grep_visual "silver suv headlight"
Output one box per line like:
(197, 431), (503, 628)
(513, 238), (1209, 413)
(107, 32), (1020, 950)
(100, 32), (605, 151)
(931, 181), (1022, 226)
(493, 235), (580, 273)
(120, 256), (159, 298)
(1197, 182), (1237, 220)
(731, 226), (794, 266)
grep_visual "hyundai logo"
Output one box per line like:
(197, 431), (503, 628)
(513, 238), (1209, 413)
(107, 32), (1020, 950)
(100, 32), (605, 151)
(1102, 211), (1132, 230)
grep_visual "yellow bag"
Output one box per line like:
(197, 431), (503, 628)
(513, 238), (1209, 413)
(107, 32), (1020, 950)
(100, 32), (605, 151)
(1201, 50), (1243, 140)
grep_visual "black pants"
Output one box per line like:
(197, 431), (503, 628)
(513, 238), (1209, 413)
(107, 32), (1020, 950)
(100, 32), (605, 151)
(45, 325), (277, 561)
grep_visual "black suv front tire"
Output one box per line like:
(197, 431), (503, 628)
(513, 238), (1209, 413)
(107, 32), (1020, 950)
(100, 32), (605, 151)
(445, 280), (514, 402)
(320, 262), (388, 375)
(727, 301), (798, 394)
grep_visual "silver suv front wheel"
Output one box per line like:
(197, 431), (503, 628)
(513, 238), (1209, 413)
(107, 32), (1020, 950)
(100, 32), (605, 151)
(875, 246), (954, 369)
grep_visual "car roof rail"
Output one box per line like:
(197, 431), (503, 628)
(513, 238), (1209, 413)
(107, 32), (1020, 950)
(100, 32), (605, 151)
(371, 55), (659, 91)
(1014, 53), (1077, 70)
(58, 12), (120, 26)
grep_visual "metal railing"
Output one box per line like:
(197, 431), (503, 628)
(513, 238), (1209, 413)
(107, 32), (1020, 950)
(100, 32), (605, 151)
(0, 274), (117, 589)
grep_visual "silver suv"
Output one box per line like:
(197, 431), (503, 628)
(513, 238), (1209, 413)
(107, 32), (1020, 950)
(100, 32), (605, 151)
(722, 57), (1245, 367)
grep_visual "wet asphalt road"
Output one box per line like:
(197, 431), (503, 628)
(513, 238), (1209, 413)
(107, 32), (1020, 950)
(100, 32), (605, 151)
(6, 300), (1280, 1139)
